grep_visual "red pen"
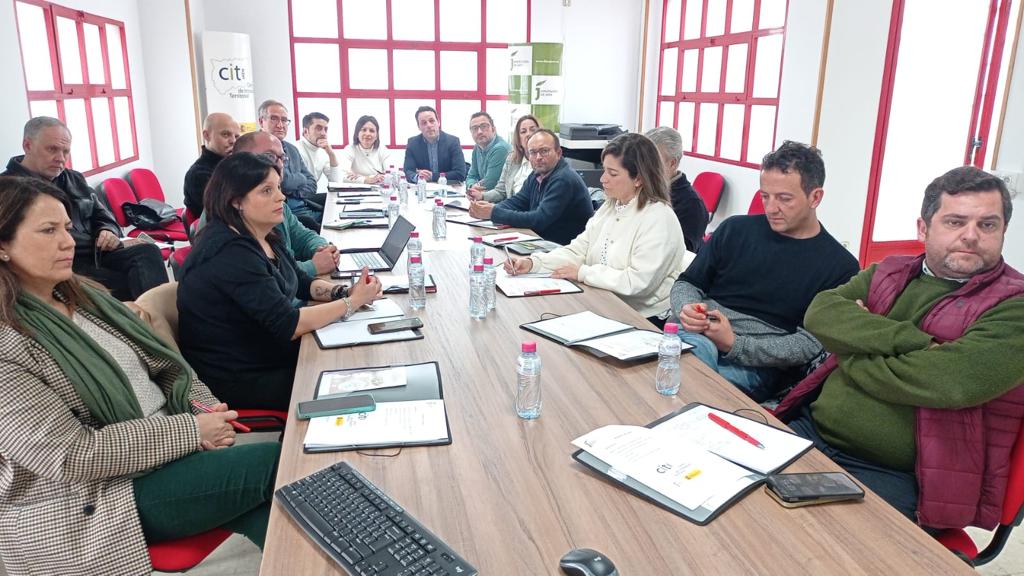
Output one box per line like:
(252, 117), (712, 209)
(491, 235), (518, 243)
(708, 413), (764, 449)
(524, 288), (562, 296)
(191, 400), (252, 433)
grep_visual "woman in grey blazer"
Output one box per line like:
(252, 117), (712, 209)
(0, 176), (279, 575)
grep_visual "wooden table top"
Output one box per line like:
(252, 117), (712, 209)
(259, 194), (971, 575)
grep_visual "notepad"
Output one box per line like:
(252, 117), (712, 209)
(495, 270), (582, 297)
(520, 311), (688, 361)
(481, 232), (540, 246)
(313, 299), (422, 349)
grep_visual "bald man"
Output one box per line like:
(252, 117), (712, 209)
(183, 112), (240, 218)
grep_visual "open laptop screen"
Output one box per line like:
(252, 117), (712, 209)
(379, 215), (415, 264)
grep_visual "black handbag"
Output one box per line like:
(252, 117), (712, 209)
(122, 198), (179, 230)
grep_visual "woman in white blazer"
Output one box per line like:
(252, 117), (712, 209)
(505, 133), (689, 326)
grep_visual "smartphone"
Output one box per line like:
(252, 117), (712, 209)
(367, 317), (424, 334)
(765, 472), (865, 508)
(296, 394), (376, 420)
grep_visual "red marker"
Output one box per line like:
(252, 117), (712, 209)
(524, 288), (562, 296)
(708, 413), (764, 449)
(191, 400), (252, 433)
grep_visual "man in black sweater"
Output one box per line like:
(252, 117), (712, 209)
(3, 117), (166, 300)
(646, 126), (709, 252)
(183, 112), (240, 219)
(670, 141), (859, 402)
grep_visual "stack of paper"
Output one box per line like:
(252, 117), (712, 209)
(304, 400), (449, 450)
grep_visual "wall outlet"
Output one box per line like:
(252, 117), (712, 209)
(991, 169), (1022, 198)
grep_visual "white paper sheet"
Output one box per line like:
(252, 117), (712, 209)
(345, 298), (405, 322)
(527, 310), (632, 343)
(481, 232), (540, 246)
(314, 319), (417, 348)
(495, 270), (581, 298)
(304, 399), (449, 448)
(570, 330), (666, 360)
(316, 367), (408, 397)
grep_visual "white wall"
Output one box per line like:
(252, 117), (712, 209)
(993, 24), (1024, 269)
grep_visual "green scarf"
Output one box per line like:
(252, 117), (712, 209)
(15, 285), (192, 426)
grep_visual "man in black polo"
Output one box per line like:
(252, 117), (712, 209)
(183, 112), (240, 219)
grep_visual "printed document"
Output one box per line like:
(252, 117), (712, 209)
(495, 270), (581, 297)
(304, 399), (449, 449)
(317, 366), (408, 397)
(528, 310), (632, 343)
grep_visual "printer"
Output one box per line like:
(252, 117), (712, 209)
(559, 123), (625, 140)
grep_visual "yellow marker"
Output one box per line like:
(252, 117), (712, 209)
(334, 416), (346, 426)
(685, 468), (702, 480)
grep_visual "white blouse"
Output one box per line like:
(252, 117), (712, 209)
(341, 144), (393, 183)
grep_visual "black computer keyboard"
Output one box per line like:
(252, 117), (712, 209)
(275, 462), (478, 576)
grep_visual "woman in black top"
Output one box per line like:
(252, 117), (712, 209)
(177, 153), (381, 410)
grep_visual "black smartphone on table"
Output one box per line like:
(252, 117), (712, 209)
(367, 317), (423, 334)
(765, 472), (865, 508)
(296, 394), (376, 420)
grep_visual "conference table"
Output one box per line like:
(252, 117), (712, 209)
(259, 188), (972, 575)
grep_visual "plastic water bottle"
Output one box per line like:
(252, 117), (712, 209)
(432, 198), (447, 240)
(408, 256), (426, 310)
(437, 172), (448, 189)
(655, 323), (683, 396)
(416, 178), (427, 203)
(469, 264), (487, 319)
(397, 171), (408, 203)
(387, 164), (396, 187)
(470, 236), (485, 270)
(406, 231), (422, 269)
(381, 180), (392, 200)
(387, 195), (400, 229)
(483, 256), (497, 311)
(515, 341), (542, 419)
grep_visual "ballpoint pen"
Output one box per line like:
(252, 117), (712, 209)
(191, 400), (252, 433)
(524, 288), (562, 296)
(708, 413), (765, 449)
(491, 235), (518, 243)
(504, 245), (516, 276)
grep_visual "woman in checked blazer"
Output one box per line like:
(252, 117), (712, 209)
(0, 176), (279, 575)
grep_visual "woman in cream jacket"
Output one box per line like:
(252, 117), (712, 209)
(505, 133), (689, 325)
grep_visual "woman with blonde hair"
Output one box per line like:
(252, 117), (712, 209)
(467, 114), (540, 202)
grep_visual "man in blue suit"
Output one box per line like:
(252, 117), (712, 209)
(403, 106), (466, 183)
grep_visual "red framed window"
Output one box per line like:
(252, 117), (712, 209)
(655, 0), (788, 168)
(288, 0), (531, 151)
(13, 0), (139, 176)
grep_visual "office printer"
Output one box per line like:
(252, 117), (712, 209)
(559, 123), (625, 140)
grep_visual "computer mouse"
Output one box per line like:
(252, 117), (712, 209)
(559, 547), (619, 576)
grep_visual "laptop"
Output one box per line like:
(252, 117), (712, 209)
(335, 215), (415, 273)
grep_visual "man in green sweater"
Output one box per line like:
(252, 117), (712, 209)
(465, 111), (511, 193)
(782, 166), (1024, 524)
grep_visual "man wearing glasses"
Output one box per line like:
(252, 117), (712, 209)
(403, 106), (466, 183)
(258, 99), (322, 229)
(469, 129), (592, 245)
(465, 111), (510, 192)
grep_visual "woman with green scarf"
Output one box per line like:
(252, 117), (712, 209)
(0, 176), (279, 575)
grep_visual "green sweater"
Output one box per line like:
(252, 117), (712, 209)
(466, 135), (511, 189)
(807, 264), (1024, 472)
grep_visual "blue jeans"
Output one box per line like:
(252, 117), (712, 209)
(677, 330), (781, 402)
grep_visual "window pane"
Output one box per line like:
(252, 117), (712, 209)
(294, 43), (341, 92)
(700, 46), (723, 92)
(678, 102), (696, 151)
(705, 0), (726, 37)
(346, 98), (392, 147)
(63, 99), (93, 171)
(440, 51), (478, 91)
(485, 48), (508, 95)
(83, 24), (105, 84)
(697, 103), (718, 156)
(30, 100), (59, 119)
(487, 0), (527, 43)
(725, 43), (748, 92)
(15, 2), (54, 91)
(392, 0), (434, 41)
(720, 104), (744, 161)
(114, 97), (134, 158)
(394, 99), (436, 144)
(759, 0), (787, 29)
(752, 34), (783, 98)
(746, 104), (776, 164)
(296, 97), (344, 144)
(485, 99), (512, 141)
(341, 0), (385, 39)
(106, 25), (126, 89)
(660, 49), (678, 95)
(657, 100), (675, 128)
(663, 0), (681, 43)
(440, 0), (480, 42)
(441, 99), (480, 147)
(730, 0), (754, 33)
(292, 0), (338, 38)
(681, 49), (698, 92)
(393, 50), (435, 90)
(348, 48), (389, 90)
(683, 0), (703, 40)
(91, 98), (114, 166)
(56, 17), (83, 85)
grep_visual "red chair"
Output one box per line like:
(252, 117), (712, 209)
(97, 177), (137, 229)
(148, 528), (232, 572)
(236, 409), (289, 433)
(748, 190), (765, 215)
(692, 172), (725, 219)
(934, 423), (1024, 566)
(126, 168), (190, 242)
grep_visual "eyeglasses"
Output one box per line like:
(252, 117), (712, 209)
(527, 147), (555, 158)
(263, 114), (292, 126)
(469, 122), (492, 132)
(260, 151), (289, 164)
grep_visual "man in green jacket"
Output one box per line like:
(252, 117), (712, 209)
(466, 111), (511, 193)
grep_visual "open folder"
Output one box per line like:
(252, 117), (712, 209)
(495, 270), (582, 298)
(572, 403), (813, 525)
(313, 299), (424, 349)
(303, 362), (452, 453)
(521, 311), (691, 361)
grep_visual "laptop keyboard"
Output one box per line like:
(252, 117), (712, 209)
(276, 462), (478, 576)
(350, 252), (387, 269)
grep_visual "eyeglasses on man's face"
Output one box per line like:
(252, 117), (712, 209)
(469, 122), (492, 133)
(263, 114), (292, 126)
(261, 151), (288, 165)
(527, 147), (555, 158)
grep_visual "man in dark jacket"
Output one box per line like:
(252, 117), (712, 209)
(3, 117), (166, 300)
(183, 112), (240, 219)
(403, 106), (466, 183)
(258, 99), (322, 228)
(646, 126), (708, 252)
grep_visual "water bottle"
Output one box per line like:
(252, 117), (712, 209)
(397, 171), (409, 203)
(432, 198), (447, 240)
(483, 256), (497, 311)
(515, 341), (542, 419)
(470, 236), (485, 270)
(408, 256), (426, 310)
(386, 195), (400, 229)
(469, 264), (487, 319)
(381, 180), (392, 200)
(416, 178), (427, 203)
(406, 231), (422, 269)
(437, 172), (448, 191)
(655, 323), (683, 396)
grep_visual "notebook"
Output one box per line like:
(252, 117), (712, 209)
(335, 216), (414, 273)
(521, 310), (692, 361)
(494, 270), (582, 297)
(445, 212), (511, 229)
(313, 298), (424, 349)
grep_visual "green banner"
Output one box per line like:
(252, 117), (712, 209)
(508, 43), (563, 134)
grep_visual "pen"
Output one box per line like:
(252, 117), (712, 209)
(504, 246), (516, 276)
(191, 400), (252, 433)
(524, 288), (562, 296)
(695, 303), (720, 323)
(708, 413), (764, 449)
(491, 236), (518, 243)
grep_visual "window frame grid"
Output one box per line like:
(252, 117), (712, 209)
(655, 0), (787, 168)
(288, 0), (531, 150)
(13, 0), (139, 176)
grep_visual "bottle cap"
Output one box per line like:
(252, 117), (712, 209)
(521, 341), (537, 353)
(410, 231), (419, 238)
(440, 172), (446, 176)
(473, 264), (484, 272)
(435, 198), (443, 205)
(390, 195), (397, 201)
(664, 322), (680, 334)
(473, 236), (482, 243)
(410, 256), (422, 263)
(483, 257), (493, 264)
